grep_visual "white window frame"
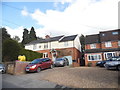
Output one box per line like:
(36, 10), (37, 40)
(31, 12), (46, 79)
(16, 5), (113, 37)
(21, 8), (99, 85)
(105, 41), (112, 47)
(88, 54), (102, 61)
(112, 32), (118, 35)
(33, 44), (37, 50)
(118, 41), (120, 46)
(44, 43), (48, 49)
(64, 41), (69, 47)
(43, 53), (48, 58)
(104, 52), (116, 60)
(90, 44), (96, 49)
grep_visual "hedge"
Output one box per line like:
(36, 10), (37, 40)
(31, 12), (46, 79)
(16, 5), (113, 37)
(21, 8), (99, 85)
(19, 49), (43, 61)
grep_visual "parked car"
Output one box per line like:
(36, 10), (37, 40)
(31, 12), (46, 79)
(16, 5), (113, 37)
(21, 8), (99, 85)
(54, 58), (69, 67)
(96, 59), (113, 67)
(0, 64), (6, 73)
(104, 56), (120, 71)
(25, 58), (53, 73)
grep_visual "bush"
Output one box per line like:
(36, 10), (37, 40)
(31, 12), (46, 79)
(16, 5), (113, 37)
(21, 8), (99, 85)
(19, 49), (43, 61)
(3, 39), (22, 62)
(87, 62), (92, 67)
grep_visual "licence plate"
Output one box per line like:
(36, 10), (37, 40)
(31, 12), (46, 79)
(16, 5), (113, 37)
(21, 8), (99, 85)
(26, 69), (29, 71)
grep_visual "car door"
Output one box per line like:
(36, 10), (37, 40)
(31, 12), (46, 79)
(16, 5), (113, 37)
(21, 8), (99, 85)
(45, 58), (51, 68)
(41, 59), (48, 69)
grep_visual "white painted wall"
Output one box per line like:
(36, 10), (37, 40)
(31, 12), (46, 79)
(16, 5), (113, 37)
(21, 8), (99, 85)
(25, 35), (81, 51)
(74, 35), (81, 51)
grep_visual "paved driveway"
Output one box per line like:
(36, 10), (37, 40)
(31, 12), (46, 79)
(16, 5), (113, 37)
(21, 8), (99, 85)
(2, 66), (119, 88)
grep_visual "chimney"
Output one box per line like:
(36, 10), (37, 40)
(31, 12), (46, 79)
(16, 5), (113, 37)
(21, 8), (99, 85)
(45, 35), (50, 39)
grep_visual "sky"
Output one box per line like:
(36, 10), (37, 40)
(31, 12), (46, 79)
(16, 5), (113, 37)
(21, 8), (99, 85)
(1, 0), (119, 41)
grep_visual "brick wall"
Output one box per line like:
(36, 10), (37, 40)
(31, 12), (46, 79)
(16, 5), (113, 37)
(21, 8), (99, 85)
(36, 47), (81, 67)
(101, 41), (119, 49)
(85, 43), (101, 50)
(85, 53), (102, 67)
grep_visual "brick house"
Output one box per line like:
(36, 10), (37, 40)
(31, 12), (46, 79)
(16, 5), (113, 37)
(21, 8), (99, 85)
(85, 29), (120, 66)
(25, 35), (81, 67)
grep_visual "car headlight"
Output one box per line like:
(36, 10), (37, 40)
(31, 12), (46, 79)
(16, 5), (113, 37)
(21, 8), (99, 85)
(30, 65), (37, 68)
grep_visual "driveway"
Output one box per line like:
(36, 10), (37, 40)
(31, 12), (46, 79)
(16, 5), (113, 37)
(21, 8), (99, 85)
(2, 66), (119, 88)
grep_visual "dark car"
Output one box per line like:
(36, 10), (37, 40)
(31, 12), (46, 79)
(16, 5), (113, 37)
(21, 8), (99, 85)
(96, 59), (112, 67)
(25, 58), (53, 73)
(104, 56), (120, 71)
(54, 58), (69, 67)
(0, 64), (6, 73)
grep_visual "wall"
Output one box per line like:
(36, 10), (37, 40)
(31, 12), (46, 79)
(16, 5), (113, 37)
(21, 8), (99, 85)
(85, 53), (102, 67)
(85, 43), (101, 50)
(101, 41), (119, 49)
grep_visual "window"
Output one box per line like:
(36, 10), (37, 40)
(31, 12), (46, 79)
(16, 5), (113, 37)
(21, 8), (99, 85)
(90, 44), (96, 49)
(104, 52), (116, 60)
(102, 33), (105, 36)
(33, 44), (37, 50)
(44, 43), (48, 49)
(43, 53), (48, 58)
(39, 45), (41, 48)
(118, 41), (120, 46)
(105, 42), (112, 47)
(64, 41), (68, 46)
(112, 32), (118, 35)
(88, 54), (102, 61)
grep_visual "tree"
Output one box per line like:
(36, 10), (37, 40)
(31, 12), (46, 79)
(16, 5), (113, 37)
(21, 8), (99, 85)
(12, 36), (20, 42)
(29, 27), (37, 42)
(1, 27), (11, 42)
(80, 34), (85, 66)
(3, 39), (22, 62)
(22, 28), (30, 44)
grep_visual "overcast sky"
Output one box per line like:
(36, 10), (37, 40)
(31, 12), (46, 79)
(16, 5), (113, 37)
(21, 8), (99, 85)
(1, 0), (119, 41)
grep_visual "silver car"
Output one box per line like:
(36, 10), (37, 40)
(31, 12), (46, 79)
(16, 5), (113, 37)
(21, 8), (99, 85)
(0, 64), (6, 73)
(54, 58), (69, 67)
(104, 56), (120, 71)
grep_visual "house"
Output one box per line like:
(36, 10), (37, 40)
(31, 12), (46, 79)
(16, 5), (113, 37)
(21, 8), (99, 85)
(85, 29), (120, 66)
(25, 34), (81, 67)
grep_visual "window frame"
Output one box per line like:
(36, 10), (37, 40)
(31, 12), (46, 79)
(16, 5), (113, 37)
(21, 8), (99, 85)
(105, 41), (112, 47)
(90, 44), (96, 49)
(88, 54), (102, 61)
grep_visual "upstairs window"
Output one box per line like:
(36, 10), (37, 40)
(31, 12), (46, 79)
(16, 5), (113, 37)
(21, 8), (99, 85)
(90, 44), (96, 49)
(105, 41), (112, 47)
(33, 44), (37, 50)
(112, 32), (118, 35)
(64, 41), (68, 47)
(44, 43), (48, 49)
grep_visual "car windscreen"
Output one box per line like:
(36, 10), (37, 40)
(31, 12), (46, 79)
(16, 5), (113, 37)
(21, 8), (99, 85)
(30, 59), (41, 64)
(56, 58), (64, 61)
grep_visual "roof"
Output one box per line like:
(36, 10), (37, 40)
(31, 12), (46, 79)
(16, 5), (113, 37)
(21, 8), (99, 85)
(85, 34), (100, 44)
(25, 35), (77, 45)
(59, 35), (77, 42)
(26, 35), (64, 45)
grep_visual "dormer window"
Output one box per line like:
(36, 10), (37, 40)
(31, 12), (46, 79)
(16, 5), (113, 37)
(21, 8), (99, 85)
(112, 32), (118, 35)
(102, 33), (105, 36)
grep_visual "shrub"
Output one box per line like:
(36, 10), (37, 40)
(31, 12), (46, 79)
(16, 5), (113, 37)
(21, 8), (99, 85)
(3, 39), (22, 62)
(87, 62), (92, 67)
(19, 49), (43, 61)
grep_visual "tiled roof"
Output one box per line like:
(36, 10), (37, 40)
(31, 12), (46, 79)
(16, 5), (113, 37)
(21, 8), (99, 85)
(25, 35), (77, 45)
(85, 34), (100, 44)
(26, 35), (64, 45)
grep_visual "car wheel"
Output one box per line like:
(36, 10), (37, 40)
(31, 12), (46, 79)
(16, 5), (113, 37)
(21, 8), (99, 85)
(117, 66), (120, 71)
(36, 67), (41, 73)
